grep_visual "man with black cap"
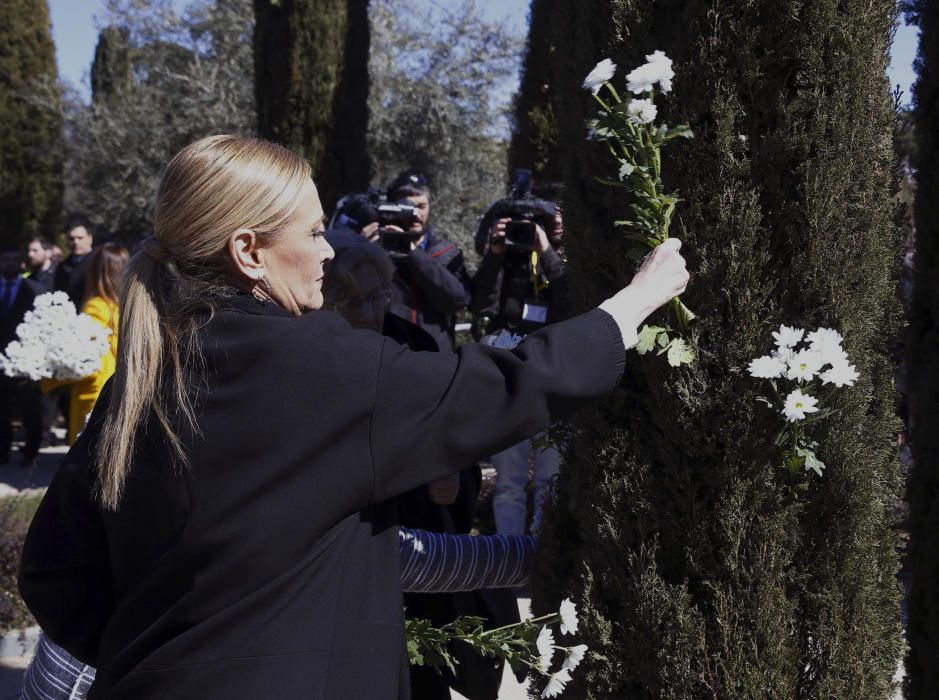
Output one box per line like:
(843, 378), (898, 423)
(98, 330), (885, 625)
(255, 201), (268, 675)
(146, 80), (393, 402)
(360, 172), (472, 353)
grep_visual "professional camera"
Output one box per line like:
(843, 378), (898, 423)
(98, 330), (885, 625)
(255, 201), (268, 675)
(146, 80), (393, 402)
(474, 169), (558, 255)
(331, 190), (422, 256)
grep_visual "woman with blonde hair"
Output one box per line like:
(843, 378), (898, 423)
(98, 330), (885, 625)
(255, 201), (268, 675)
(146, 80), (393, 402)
(19, 135), (688, 699)
(42, 242), (129, 444)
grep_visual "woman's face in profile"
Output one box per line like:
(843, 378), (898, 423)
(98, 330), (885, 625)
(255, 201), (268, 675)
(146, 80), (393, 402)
(263, 180), (335, 314)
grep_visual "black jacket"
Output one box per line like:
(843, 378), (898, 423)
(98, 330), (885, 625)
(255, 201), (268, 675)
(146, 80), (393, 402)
(19, 294), (626, 699)
(389, 226), (471, 352)
(471, 245), (569, 336)
(54, 253), (92, 305)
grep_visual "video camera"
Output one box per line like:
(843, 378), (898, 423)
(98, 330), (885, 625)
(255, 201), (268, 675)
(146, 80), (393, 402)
(331, 189), (422, 256)
(474, 169), (558, 255)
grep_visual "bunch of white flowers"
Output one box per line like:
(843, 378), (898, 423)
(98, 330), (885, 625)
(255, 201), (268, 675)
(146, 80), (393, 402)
(406, 597), (587, 698)
(582, 53), (696, 366)
(747, 324), (858, 479)
(1, 292), (111, 381)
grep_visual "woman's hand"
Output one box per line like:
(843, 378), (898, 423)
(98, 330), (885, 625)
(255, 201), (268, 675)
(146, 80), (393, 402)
(599, 238), (689, 336)
(488, 218), (510, 254)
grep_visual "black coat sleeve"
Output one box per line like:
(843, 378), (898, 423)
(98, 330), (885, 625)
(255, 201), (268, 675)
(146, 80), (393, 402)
(368, 309), (626, 503)
(404, 248), (470, 313)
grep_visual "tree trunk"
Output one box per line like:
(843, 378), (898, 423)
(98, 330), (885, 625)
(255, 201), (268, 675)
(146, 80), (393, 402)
(253, 0), (370, 213)
(533, 1), (904, 697)
(906, 0), (939, 695)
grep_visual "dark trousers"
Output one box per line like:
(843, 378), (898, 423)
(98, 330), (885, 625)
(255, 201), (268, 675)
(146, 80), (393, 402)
(0, 376), (43, 461)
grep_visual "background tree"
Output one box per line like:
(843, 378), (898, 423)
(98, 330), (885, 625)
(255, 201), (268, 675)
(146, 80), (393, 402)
(368, 0), (522, 263)
(532, 0), (905, 697)
(55, 0), (254, 238)
(0, 0), (63, 248)
(253, 0), (370, 212)
(91, 25), (132, 107)
(507, 0), (561, 182)
(905, 0), (939, 695)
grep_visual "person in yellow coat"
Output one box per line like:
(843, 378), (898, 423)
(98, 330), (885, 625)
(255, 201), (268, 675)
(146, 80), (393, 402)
(43, 242), (128, 443)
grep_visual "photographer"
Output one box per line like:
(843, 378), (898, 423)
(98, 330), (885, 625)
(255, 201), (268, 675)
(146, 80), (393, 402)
(471, 177), (568, 536)
(357, 172), (471, 353)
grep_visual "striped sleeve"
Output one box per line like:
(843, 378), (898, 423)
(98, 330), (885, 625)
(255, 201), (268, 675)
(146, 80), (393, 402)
(21, 633), (96, 700)
(399, 528), (535, 593)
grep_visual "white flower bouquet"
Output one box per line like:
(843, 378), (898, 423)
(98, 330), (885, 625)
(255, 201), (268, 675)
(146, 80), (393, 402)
(583, 52), (696, 366)
(407, 597), (587, 697)
(748, 325), (858, 482)
(1, 291), (112, 381)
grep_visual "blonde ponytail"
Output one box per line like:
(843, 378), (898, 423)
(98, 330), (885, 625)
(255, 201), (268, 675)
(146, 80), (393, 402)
(95, 135), (312, 509)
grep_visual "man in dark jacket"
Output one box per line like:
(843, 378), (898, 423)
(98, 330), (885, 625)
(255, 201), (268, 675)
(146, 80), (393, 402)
(54, 216), (94, 305)
(471, 192), (569, 536)
(0, 249), (43, 465)
(26, 237), (56, 293)
(376, 172), (472, 353)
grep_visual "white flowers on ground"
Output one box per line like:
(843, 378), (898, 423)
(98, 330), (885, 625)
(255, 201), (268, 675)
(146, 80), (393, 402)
(747, 325), (858, 481)
(783, 389), (820, 422)
(582, 58), (617, 94)
(627, 98), (658, 124)
(1, 291), (111, 381)
(626, 50), (674, 94)
(558, 598), (579, 635)
(542, 668), (572, 698)
(536, 626), (555, 672)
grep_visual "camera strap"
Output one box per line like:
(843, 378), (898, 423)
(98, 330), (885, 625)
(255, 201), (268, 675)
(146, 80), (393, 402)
(530, 251), (549, 300)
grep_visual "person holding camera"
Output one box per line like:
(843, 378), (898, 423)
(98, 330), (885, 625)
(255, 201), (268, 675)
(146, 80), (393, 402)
(359, 172), (472, 353)
(471, 179), (569, 537)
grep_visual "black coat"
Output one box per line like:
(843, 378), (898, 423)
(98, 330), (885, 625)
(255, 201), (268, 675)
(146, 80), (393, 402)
(19, 294), (626, 699)
(54, 253), (91, 305)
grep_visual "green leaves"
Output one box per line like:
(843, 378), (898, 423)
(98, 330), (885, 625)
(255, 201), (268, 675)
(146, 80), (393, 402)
(636, 325), (665, 354)
(636, 325), (695, 366)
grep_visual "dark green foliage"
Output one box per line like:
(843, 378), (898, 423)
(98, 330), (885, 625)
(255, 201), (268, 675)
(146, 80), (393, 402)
(507, 0), (562, 181)
(91, 25), (132, 107)
(533, 1), (905, 696)
(0, 0), (63, 248)
(905, 0), (939, 695)
(254, 0), (370, 212)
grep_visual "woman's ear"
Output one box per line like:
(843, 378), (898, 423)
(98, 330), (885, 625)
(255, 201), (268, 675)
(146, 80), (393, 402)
(228, 229), (265, 282)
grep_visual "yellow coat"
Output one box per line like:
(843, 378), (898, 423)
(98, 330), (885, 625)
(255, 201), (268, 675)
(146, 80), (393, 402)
(42, 296), (119, 444)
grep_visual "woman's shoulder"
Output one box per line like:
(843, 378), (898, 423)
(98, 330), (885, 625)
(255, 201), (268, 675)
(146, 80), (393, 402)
(81, 295), (117, 321)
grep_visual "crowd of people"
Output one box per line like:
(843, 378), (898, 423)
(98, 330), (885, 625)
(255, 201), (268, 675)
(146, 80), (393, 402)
(1, 218), (127, 465)
(8, 135), (688, 699)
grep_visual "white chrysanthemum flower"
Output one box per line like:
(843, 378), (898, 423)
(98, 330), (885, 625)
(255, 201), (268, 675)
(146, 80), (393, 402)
(748, 354), (786, 379)
(626, 50), (674, 94)
(559, 598), (579, 635)
(582, 58), (617, 94)
(786, 349), (824, 383)
(783, 389), (820, 422)
(562, 644), (588, 672)
(806, 327), (847, 365)
(627, 98), (658, 124)
(820, 361), (859, 388)
(542, 668), (573, 698)
(772, 324), (805, 349)
(536, 626), (555, 672)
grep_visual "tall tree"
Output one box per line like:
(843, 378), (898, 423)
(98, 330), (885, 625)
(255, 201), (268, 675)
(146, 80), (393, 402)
(905, 0), (939, 695)
(532, 1), (904, 697)
(507, 0), (561, 181)
(91, 25), (132, 107)
(0, 0), (62, 248)
(253, 0), (370, 212)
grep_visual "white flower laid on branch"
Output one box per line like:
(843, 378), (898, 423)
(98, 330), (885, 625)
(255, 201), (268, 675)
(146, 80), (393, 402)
(406, 596), (587, 697)
(748, 324), (858, 485)
(0, 291), (111, 381)
(582, 53), (696, 367)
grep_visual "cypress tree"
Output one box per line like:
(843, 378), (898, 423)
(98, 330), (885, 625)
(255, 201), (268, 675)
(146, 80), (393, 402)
(253, 0), (370, 212)
(533, 1), (904, 696)
(507, 0), (562, 181)
(91, 25), (132, 108)
(0, 0), (62, 248)
(906, 0), (939, 695)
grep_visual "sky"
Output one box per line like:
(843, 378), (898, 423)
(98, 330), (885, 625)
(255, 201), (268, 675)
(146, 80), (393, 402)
(48, 0), (921, 105)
